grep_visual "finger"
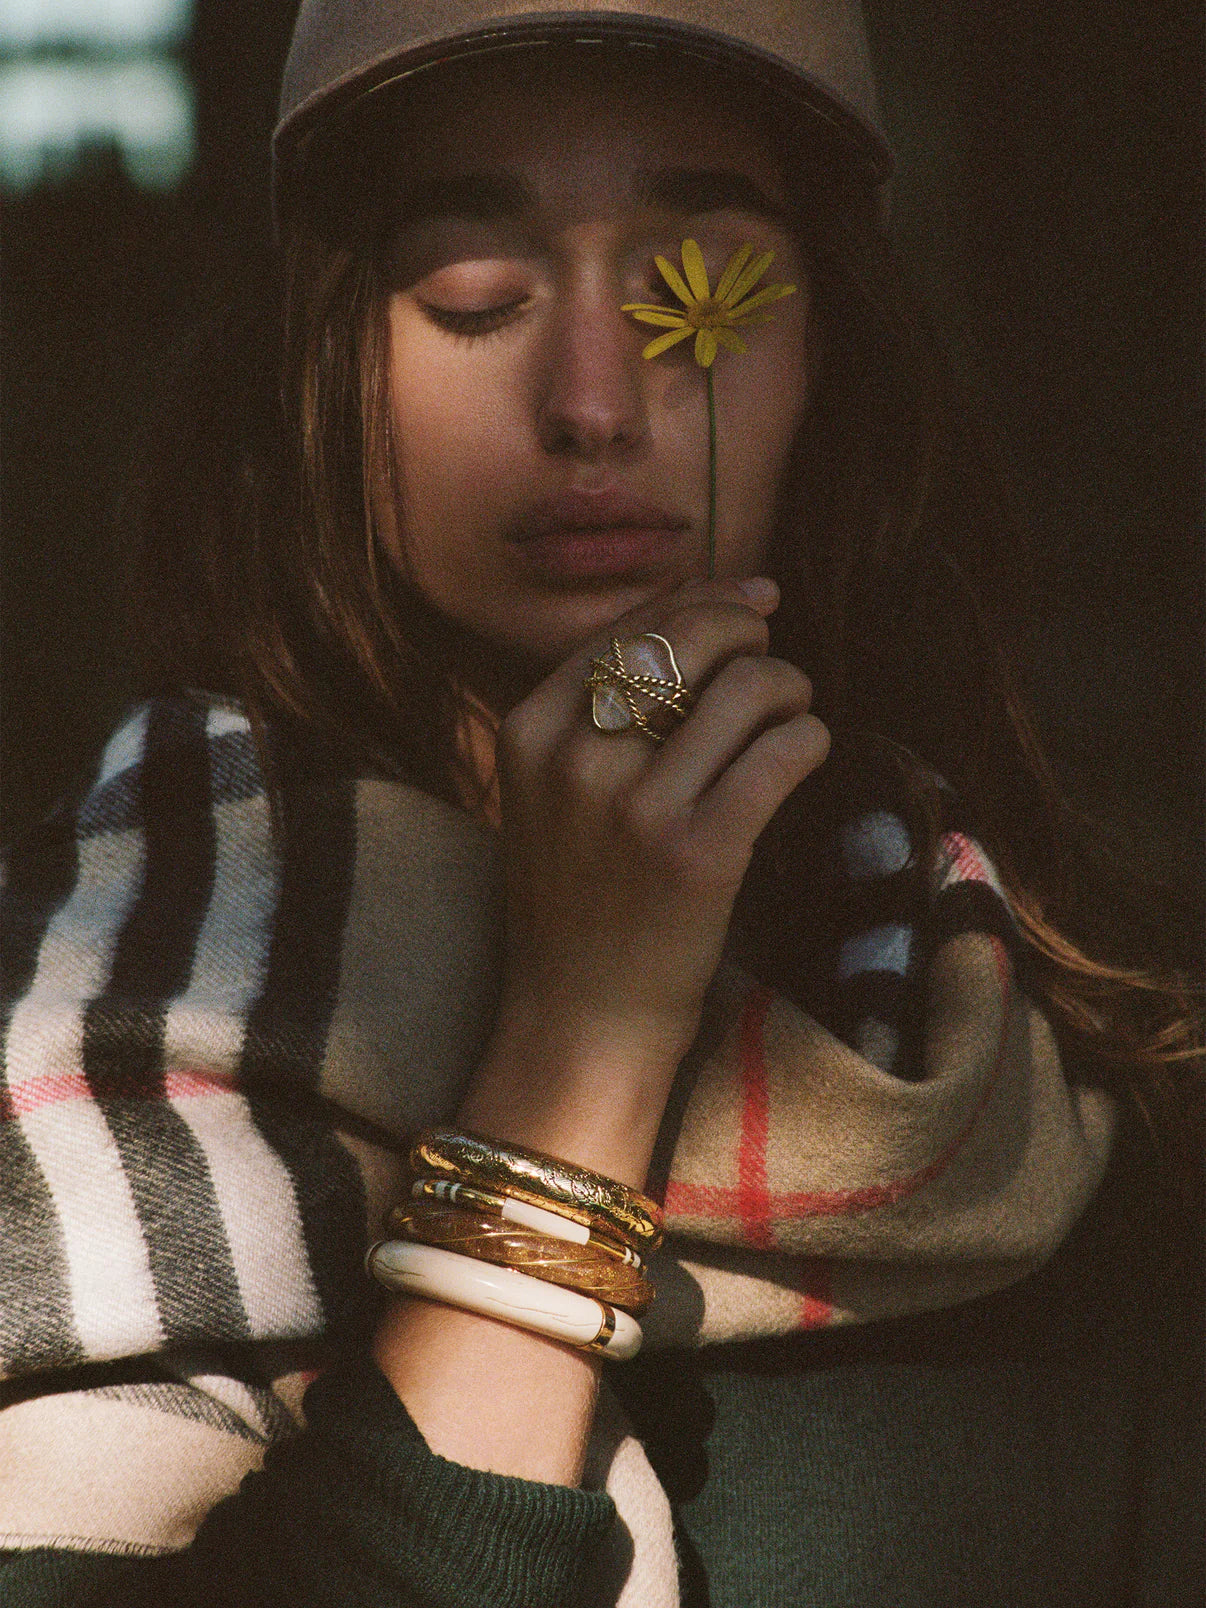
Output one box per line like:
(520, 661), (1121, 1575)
(553, 575), (778, 696)
(640, 656), (814, 813)
(515, 584), (777, 762)
(527, 603), (773, 796)
(692, 711), (831, 863)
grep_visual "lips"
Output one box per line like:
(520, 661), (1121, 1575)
(509, 490), (692, 582)
(512, 489), (691, 542)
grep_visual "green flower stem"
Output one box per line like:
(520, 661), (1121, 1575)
(706, 365), (717, 579)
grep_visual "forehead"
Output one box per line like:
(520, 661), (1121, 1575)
(383, 46), (788, 221)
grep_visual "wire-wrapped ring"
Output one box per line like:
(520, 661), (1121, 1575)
(585, 633), (693, 743)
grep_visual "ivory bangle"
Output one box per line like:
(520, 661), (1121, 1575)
(390, 1205), (655, 1314)
(367, 1240), (643, 1360)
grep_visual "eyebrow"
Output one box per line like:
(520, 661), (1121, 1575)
(639, 168), (788, 225)
(391, 168), (788, 228)
(392, 174), (531, 226)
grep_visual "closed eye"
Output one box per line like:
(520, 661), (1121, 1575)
(420, 299), (528, 338)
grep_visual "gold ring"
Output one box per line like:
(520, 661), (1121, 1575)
(584, 633), (694, 743)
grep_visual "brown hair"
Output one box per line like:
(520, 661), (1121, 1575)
(123, 94), (1201, 1199)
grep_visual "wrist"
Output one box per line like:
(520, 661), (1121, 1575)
(457, 1030), (675, 1191)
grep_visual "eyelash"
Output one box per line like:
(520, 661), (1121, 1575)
(421, 299), (528, 339)
(418, 258), (705, 340)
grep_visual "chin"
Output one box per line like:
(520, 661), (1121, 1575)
(514, 583), (676, 662)
(439, 581), (684, 708)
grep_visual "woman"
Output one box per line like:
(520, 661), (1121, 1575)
(1, 2), (1200, 1604)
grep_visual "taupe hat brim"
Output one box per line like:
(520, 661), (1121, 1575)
(275, 1), (891, 224)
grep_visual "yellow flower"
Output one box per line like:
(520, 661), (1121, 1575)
(621, 239), (796, 368)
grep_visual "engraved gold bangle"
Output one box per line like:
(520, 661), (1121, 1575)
(409, 1129), (664, 1252)
(403, 1179), (644, 1267)
(389, 1204), (655, 1315)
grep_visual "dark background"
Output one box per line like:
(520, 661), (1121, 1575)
(3, 2), (1203, 896)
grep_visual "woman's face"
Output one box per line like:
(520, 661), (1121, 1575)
(379, 49), (813, 674)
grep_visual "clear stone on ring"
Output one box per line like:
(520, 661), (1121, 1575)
(590, 634), (683, 733)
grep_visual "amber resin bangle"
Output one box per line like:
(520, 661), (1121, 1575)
(405, 1177), (643, 1267)
(389, 1204), (655, 1315)
(408, 1128), (664, 1252)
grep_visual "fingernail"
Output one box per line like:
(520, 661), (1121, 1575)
(736, 576), (779, 607)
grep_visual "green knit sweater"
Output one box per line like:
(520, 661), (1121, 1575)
(2, 1119), (1200, 1608)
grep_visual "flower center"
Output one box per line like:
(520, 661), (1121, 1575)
(686, 297), (726, 329)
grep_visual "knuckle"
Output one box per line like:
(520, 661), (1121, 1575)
(612, 789), (705, 874)
(768, 713), (830, 777)
(717, 653), (766, 697)
(738, 610), (771, 654)
(495, 710), (530, 774)
(667, 600), (769, 649)
(713, 654), (810, 707)
(762, 730), (807, 784)
(611, 782), (663, 844)
(634, 811), (697, 876)
(675, 575), (748, 604)
(548, 736), (600, 799)
(806, 713), (833, 763)
(772, 659), (813, 706)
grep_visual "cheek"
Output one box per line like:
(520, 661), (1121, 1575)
(387, 317), (518, 532)
(721, 342), (810, 506)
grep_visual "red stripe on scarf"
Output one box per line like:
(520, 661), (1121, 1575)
(2, 1067), (235, 1118)
(667, 937), (1012, 1223)
(164, 1069), (238, 1099)
(943, 831), (991, 884)
(797, 1258), (834, 1328)
(736, 985), (775, 1249)
(3, 1071), (94, 1116)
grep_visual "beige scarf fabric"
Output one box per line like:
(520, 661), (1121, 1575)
(0, 698), (1114, 1599)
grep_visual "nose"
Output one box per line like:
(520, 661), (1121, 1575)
(535, 266), (649, 460)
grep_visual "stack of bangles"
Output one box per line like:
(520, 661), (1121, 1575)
(366, 1129), (664, 1361)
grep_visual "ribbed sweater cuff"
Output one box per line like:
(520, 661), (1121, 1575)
(226, 1352), (617, 1608)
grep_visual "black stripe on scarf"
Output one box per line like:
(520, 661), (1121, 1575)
(832, 969), (910, 1028)
(1, 792), (88, 1371)
(240, 732), (369, 1343)
(929, 881), (1019, 953)
(0, 1121), (88, 1373)
(1, 800), (81, 1016)
(208, 723), (273, 808)
(82, 699), (252, 1346)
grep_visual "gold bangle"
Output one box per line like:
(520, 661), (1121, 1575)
(389, 1204), (655, 1315)
(404, 1178), (643, 1267)
(587, 1301), (619, 1355)
(409, 1129), (664, 1252)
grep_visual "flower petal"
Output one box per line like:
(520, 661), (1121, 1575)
(680, 239), (712, 303)
(640, 325), (696, 359)
(727, 282), (796, 318)
(714, 243), (754, 304)
(712, 327), (747, 354)
(654, 254), (696, 308)
(694, 327), (718, 367)
(724, 249), (776, 307)
(625, 308), (690, 328)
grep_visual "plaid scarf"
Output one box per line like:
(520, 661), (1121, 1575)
(0, 695), (1114, 1597)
